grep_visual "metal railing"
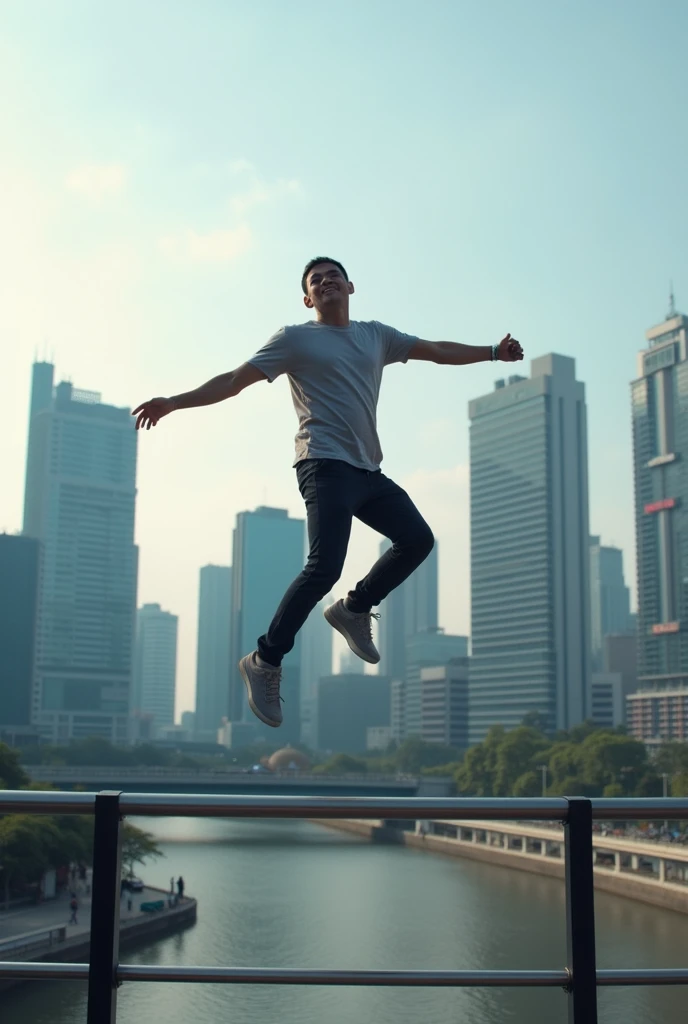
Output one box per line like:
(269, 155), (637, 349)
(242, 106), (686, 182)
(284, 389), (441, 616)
(1, 791), (688, 1024)
(0, 926), (67, 959)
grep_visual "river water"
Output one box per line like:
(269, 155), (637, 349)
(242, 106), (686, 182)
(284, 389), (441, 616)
(1, 817), (687, 1023)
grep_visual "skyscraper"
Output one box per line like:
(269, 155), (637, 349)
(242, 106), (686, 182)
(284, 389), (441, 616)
(133, 603), (178, 737)
(377, 538), (439, 681)
(589, 536), (633, 669)
(229, 506), (305, 743)
(420, 658), (469, 749)
(300, 593), (333, 747)
(195, 565), (232, 742)
(0, 534), (40, 728)
(22, 364), (138, 744)
(403, 629), (469, 738)
(316, 673), (390, 753)
(631, 305), (688, 724)
(468, 355), (592, 743)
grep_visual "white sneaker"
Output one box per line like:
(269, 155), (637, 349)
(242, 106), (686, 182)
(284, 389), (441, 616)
(324, 599), (380, 665)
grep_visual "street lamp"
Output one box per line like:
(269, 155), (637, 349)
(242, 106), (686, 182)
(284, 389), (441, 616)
(536, 764), (548, 798)
(661, 772), (679, 831)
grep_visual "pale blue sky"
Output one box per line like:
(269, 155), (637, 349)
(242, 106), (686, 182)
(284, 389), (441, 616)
(2, 1), (686, 715)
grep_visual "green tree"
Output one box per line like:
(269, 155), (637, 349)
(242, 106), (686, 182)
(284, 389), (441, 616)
(121, 822), (164, 879)
(0, 816), (48, 907)
(546, 742), (585, 794)
(65, 738), (134, 767)
(493, 727), (550, 796)
(0, 743), (30, 789)
(579, 732), (647, 794)
(565, 720), (602, 745)
(654, 742), (688, 777)
(394, 738), (462, 774)
(455, 727), (504, 796)
(672, 772), (688, 798)
(312, 753), (368, 775)
(20, 783), (94, 869)
(512, 770), (541, 797)
(521, 711), (548, 733)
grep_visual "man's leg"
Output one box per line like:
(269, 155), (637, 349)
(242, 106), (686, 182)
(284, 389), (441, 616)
(241, 462), (361, 727)
(321, 472), (433, 664)
(347, 472), (434, 612)
(256, 461), (358, 666)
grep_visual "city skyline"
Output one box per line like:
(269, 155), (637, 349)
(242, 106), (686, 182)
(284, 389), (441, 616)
(4, 5), (687, 716)
(4, 350), (645, 729)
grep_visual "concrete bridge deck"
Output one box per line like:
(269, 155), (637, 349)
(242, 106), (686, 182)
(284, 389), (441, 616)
(25, 766), (446, 797)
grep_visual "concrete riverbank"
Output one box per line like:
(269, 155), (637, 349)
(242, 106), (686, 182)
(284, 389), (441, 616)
(0, 884), (197, 993)
(313, 818), (688, 915)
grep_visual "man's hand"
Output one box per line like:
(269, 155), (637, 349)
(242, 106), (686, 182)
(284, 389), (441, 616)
(132, 397), (176, 431)
(498, 333), (524, 362)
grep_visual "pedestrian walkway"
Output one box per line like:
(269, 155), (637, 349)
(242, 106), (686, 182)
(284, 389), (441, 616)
(0, 881), (176, 947)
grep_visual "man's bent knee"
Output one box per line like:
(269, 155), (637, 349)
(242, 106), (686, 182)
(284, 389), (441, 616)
(303, 560), (343, 598)
(411, 524), (435, 561)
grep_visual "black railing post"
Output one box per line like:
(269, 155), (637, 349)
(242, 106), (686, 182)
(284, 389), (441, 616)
(564, 797), (598, 1024)
(87, 791), (123, 1024)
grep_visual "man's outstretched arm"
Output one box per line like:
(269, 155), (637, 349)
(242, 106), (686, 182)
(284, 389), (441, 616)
(132, 362), (268, 430)
(408, 333), (523, 365)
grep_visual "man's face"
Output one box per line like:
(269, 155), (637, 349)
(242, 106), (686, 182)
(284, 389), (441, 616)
(303, 262), (354, 311)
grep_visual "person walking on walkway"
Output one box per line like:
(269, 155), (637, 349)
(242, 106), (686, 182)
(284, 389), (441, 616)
(133, 257), (523, 729)
(68, 893), (78, 925)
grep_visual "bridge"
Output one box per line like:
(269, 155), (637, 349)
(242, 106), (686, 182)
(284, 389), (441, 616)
(2, 790), (688, 1024)
(25, 765), (451, 797)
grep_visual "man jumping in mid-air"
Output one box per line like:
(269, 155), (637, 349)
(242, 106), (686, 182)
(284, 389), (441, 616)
(133, 257), (523, 729)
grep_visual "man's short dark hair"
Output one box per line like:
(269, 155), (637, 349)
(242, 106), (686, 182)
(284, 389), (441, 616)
(301, 257), (349, 294)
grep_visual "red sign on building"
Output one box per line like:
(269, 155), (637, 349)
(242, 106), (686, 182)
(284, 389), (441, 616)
(652, 621), (680, 635)
(644, 497), (676, 514)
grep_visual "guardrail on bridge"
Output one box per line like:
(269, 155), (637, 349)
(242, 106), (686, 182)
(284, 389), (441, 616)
(1, 790), (688, 1024)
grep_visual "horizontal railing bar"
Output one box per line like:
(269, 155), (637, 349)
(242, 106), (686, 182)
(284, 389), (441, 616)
(118, 794), (571, 819)
(1, 790), (688, 821)
(591, 799), (688, 820)
(118, 966), (571, 986)
(0, 791), (97, 814)
(0, 962), (89, 981)
(2, 962), (688, 987)
(598, 969), (688, 986)
(0, 962), (568, 987)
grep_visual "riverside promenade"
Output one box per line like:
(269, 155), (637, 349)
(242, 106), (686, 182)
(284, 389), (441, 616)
(0, 877), (197, 993)
(315, 817), (688, 914)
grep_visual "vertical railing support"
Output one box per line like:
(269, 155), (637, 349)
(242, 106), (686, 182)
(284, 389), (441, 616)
(564, 797), (598, 1024)
(87, 791), (123, 1024)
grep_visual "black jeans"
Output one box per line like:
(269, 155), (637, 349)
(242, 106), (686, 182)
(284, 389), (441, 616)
(257, 459), (434, 666)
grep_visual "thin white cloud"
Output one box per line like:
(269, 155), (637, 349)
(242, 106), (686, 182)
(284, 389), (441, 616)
(158, 223), (252, 264)
(229, 178), (301, 215)
(157, 169), (301, 265)
(65, 163), (127, 202)
(228, 158), (255, 174)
